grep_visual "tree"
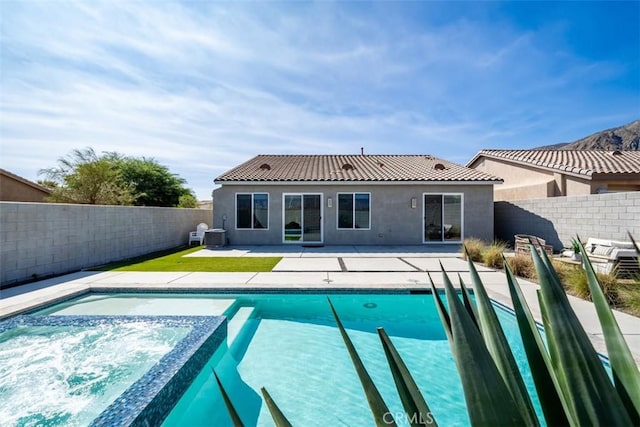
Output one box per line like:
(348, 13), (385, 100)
(39, 147), (195, 207)
(39, 148), (135, 205)
(113, 156), (196, 207)
(178, 193), (198, 208)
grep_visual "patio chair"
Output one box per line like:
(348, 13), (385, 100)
(188, 223), (209, 246)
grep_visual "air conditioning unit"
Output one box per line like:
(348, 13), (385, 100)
(204, 229), (226, 247)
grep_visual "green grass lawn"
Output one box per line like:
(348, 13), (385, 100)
(93, 246), (281, 272)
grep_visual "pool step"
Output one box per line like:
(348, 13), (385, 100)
(227, 306), (256, 347)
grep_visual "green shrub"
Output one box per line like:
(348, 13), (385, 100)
(462, 237), (486, 262)
(482, 241), (508, 269)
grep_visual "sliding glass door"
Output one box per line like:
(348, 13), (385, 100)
(283, 194), (322, 243)
(423, 193), (463, 242)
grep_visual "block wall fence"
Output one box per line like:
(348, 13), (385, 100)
(0, 202), (211, 287)
(494, 192), (640, 251)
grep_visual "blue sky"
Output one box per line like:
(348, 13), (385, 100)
(1, 1), (638, 200)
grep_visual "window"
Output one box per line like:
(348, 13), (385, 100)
(424, 193), (462, 242)
(338, 193), (370, 229)
(236, 193), (268, 229)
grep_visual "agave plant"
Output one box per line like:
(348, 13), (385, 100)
(214, 235), (640, 426)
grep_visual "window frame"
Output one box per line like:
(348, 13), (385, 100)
(422, 192), (464, 243)
(235, 192), (269, 230)
(336, 192), (371, 230)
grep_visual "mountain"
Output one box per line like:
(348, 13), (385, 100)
(535, 119), (640, 150)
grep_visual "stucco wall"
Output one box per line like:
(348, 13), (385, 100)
(565, 176), (593, 196)
(212, 183), (495, 245)
(494, 192), (640, 251)
(470, 157), (557, 200)
(0, 202), (211, 286)
(0, 174), (50, 202)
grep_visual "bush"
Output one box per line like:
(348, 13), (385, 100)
(551, 259), (575, 284)
(617, 278), (640, 316)
(462, 237), (486, 262)
(563, 268), (619, 306)
(482, 241), (508, 269)
(506, 255), (536, 279)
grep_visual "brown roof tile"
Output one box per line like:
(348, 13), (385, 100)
(215, 155), (502, 183)
(467, 150), (640, 176)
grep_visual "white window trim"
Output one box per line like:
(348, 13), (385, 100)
(422, 193), (464, 244)
(235, 192), (269, 230)
(336, 192), (372, 230)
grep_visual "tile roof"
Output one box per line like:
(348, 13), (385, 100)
(467, 150), (640, 177)
(215, 155), (502, 183)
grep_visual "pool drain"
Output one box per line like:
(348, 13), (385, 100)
(363, 302), (377, 309)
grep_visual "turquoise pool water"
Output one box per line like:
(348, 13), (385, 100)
(149, 293), (543, 427)
(32, 292), (550, 426)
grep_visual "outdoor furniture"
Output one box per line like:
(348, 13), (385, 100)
(582, 238), (639, 278)
(188, 223), (209, 246)
(514, 234), (553, 256)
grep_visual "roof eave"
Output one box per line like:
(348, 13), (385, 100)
(214, 179), (503, 186)
(469, 153), (593, 180)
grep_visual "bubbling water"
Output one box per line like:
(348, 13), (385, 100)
(0, 322), (188, 426)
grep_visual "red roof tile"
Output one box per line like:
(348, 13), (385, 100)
(467, 150), (640, 176)
(215, 155), (502, 183)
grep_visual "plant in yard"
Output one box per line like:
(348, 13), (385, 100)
(571, 239), (581, 254)
(550, 259), (573, 283)
(461, 237), (485, 262)
(482, 241), (508, 269)
(564, 267), (620, 306)
(506, 254), (535, 279)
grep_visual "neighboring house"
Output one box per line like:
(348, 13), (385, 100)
(466, 150), (640, 201)
(212, 155), (502, 245)
(0, 168), (52, 202)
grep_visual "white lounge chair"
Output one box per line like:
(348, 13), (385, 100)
(188, 223), (209, 246)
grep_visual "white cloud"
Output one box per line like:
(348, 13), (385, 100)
(1, 1), (638, 199)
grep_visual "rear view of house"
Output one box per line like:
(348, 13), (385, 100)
(212, 155), (502, 245)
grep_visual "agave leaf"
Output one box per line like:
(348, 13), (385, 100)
(457, 272), (479, 331)
(327, 298), (397, 427)
(536, 291), (575, 421)
(440, 268), (525, 425)
(464, 256), (539, 426)
(578, 239), (640, 422)
(427, 272), (452, 342)
(377, 327), (437, 426)
(260, 387), (293, 427)
(531, 248), (633, 425)
(503, 260), (573, 426)
(212, 369), (245, 427)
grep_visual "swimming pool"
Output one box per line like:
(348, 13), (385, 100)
(36, 292), (544, 426)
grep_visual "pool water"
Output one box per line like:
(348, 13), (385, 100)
(0, 321), (189, 426)
(154, 293), (544, 427)
(27, 292), (547, 426)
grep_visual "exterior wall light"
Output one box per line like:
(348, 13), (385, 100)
(327, 197), (333, 208)
(411, 197), (417, 209)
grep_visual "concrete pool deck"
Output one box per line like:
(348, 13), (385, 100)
(1, 245), (639, 363)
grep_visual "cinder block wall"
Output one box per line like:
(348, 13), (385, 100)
(0, 202), (211, 286)
(495, 192), (640, 251)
